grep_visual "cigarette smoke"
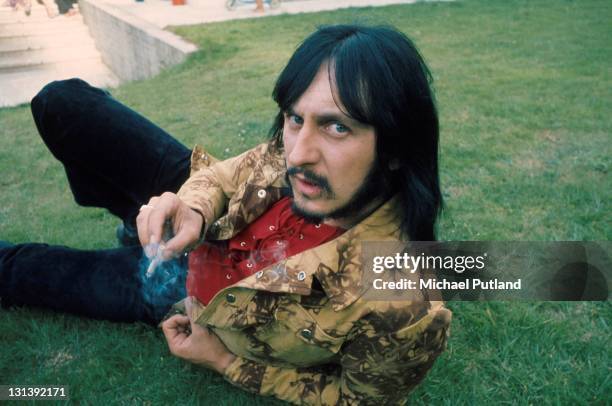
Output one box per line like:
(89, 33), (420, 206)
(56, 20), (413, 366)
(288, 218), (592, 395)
(138, 251), (186, 319)
(136, 235), (290, 319)
(245, 238), (289, 277)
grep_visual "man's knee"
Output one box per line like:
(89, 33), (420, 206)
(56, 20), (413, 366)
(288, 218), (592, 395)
(32, 78), (95, 117)
(31, 78), (111, 145)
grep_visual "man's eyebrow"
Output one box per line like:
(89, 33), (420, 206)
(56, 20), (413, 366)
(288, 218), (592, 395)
(285, 107), (298, 116)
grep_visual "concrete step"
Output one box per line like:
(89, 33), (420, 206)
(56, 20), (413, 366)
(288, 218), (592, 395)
(0, 31), (95, 52)
(1, 4), (45, 15)
(0, 24), (89, 38)
(0, 55), (104, 74)
(0, 12), (82, 26)
(0, 44), (102, 70)
(0, 3), (119, 108)
(0, 59), (118, 107)
(0, 4), (59, 22)
(0, 16), (85, 37)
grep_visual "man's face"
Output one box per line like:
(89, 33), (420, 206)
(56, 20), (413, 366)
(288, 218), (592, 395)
(283, 65), (379, 226)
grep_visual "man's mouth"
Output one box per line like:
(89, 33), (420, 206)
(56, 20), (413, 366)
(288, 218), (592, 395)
(286, 167), (333, 199)
(293, 174), (323, 197)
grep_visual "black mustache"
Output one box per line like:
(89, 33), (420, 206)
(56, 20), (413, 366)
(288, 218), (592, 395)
(286, 167), (332, 193)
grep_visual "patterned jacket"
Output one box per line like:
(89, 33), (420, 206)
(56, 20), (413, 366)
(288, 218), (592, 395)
(176, 141), (452, 405)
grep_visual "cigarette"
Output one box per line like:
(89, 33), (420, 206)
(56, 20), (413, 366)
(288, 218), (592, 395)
(145, 244), (165, 278)
(146, 256), (161, 278)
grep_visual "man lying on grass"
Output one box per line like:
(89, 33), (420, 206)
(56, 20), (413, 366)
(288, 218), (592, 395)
(0, 24), (451, 404)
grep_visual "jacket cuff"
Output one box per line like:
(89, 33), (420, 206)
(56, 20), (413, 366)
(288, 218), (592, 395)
(223, 356), (266, 395)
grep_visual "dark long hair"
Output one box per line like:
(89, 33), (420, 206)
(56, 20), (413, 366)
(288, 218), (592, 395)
(270, 24), (442, 241)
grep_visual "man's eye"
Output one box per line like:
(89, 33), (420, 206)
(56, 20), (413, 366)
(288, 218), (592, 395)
(329, 123), (350, 136)
(288, 114), (303, 125)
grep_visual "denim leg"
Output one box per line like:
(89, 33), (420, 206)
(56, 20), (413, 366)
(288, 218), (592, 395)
(30, 78), (192, 223)
(0, 243), (186, 325)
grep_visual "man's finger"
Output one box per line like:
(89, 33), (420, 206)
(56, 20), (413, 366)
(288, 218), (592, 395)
(147, 193), (178, 247)
(148, 196), (160, 207)
(136, 207), (153, 249)
(163, 314), (190, 329)
(162, 315), (190, 341)
(136, 195), (162, 250)
(162, 315), (192, 356)
(162, 226), (198, 259)
(162, 207), (203, 259)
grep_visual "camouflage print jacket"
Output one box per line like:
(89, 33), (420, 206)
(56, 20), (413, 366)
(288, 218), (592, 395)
(176, 141), (452, 405)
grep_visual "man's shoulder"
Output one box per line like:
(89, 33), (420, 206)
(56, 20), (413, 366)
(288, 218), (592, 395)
(230, 140), (285, 171)
(188, 140), (285, 177)
(239, 139), (283, 159)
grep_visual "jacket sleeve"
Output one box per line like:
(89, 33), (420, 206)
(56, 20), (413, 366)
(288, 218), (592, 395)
(177, 143), (267, 235)
(223, 303), (452, 405)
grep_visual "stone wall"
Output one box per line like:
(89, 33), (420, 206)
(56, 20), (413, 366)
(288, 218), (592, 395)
(79, 0), (197, 82)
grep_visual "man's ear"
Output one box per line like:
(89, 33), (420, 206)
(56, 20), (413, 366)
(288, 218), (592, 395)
(389, 159), (400, 171)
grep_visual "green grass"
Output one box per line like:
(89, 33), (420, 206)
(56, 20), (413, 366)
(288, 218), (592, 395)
(1, 0), (611, 403)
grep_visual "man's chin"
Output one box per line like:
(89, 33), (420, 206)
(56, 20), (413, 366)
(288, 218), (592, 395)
(290, 200), (326, 224)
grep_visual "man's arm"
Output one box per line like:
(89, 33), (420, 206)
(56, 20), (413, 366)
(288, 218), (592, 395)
(177, 302), (450, 405)
(177, 143), (269, 236)
(136, 143), (269, 257)
(162, 314), (236, 374)
(223, 302), (451, 405)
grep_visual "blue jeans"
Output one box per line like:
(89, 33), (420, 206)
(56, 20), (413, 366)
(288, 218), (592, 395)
(0, 79), (192, 325)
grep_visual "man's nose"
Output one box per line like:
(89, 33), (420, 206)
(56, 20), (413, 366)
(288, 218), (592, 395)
(287, 123), (321, 167)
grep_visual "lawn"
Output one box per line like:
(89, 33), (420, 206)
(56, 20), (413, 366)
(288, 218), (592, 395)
(1, 0), (610, 404)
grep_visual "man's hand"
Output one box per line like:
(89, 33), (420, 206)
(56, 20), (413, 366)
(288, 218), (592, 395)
(136, 192), (204, 259)
(162, 314), (237, 374)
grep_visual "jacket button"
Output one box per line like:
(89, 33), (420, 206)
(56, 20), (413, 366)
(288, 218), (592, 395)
(226, 293), (236, 303)
(257, 189), (266, 198)
(300, 328), (313, 340)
